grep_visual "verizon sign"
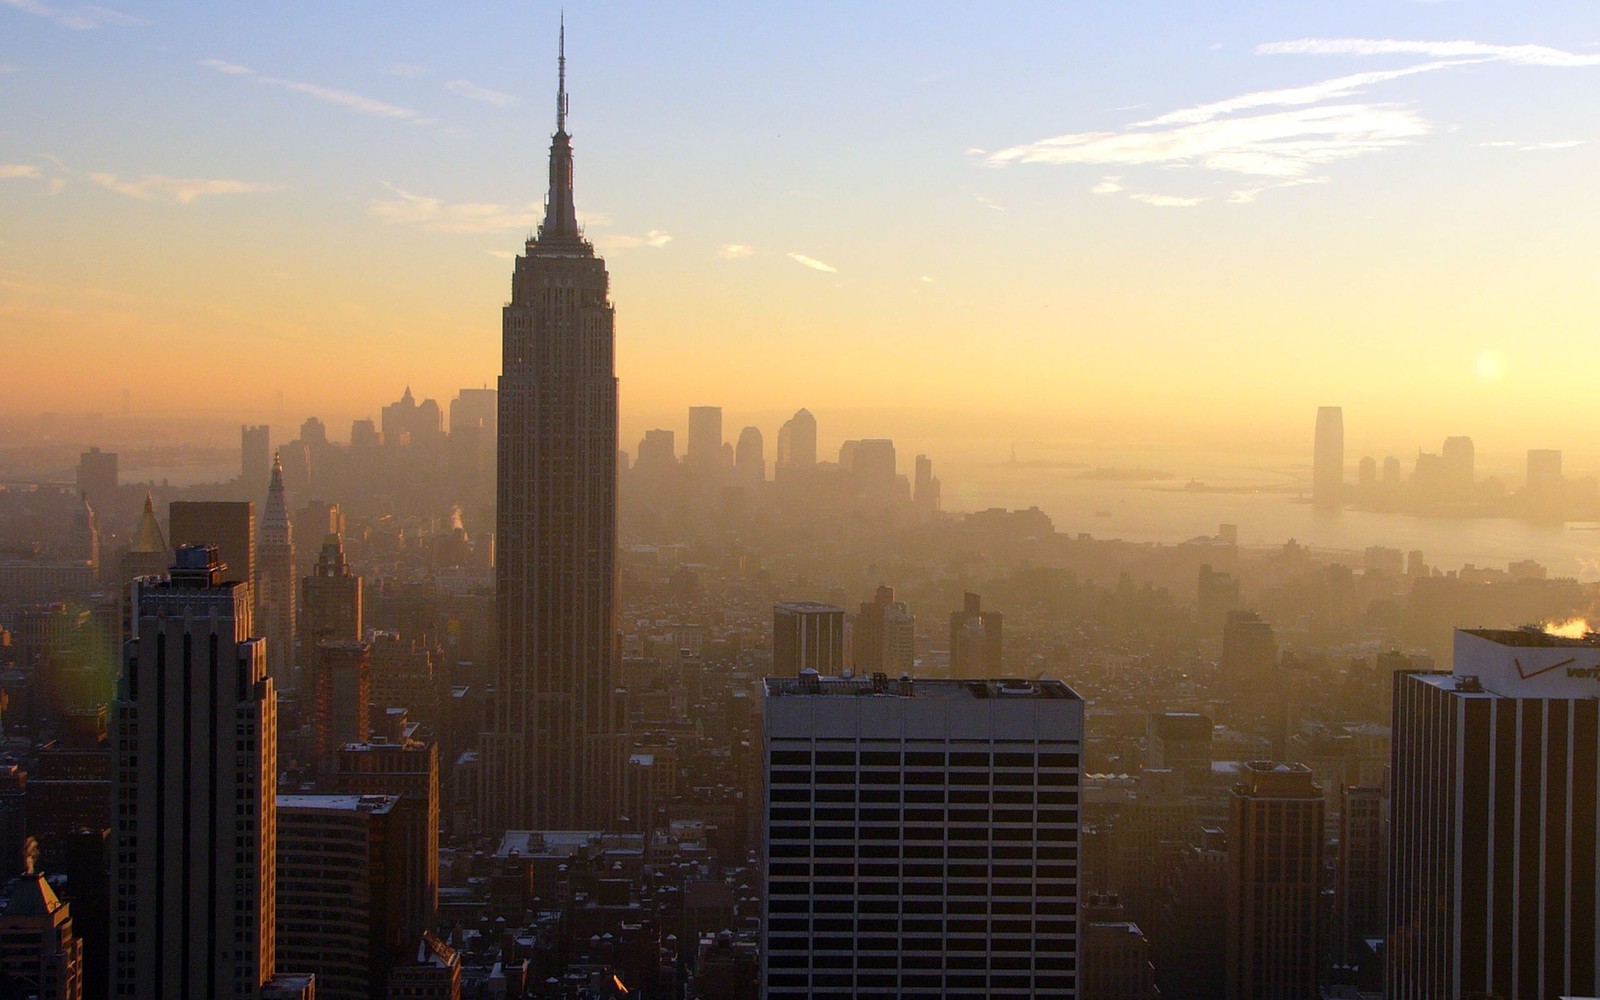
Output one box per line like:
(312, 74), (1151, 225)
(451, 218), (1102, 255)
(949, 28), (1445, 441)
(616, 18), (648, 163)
(1454, 629), (1600, 698)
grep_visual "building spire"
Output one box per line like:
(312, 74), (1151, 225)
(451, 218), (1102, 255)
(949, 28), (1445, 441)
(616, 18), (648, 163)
(557, 11), (568, 134)
(537, 15), (583, 247)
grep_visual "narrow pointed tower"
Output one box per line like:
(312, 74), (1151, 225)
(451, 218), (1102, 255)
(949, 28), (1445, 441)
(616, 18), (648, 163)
(258, 452), (297, 690)
(483, 19), (625, 832)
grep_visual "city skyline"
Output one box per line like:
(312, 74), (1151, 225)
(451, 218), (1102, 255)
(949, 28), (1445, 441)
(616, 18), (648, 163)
(6, 5), (1600, 458)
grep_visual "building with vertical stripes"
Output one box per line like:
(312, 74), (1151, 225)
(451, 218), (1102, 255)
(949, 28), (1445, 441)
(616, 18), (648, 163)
(1390, 627), (1600, 1000)
(761, 675), (1083, 998)
(112, 544), (277, 998)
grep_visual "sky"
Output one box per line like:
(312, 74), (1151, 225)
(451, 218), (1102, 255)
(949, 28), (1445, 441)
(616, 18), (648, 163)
(3, 2), (1600, 471)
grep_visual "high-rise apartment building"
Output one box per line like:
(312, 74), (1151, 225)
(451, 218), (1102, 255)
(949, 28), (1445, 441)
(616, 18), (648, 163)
(1225, 761), (1324, 1000)
(1312, 405), (1343, 507)
(949, 592), (1002, 678)
(483, 26), (623, 832)
(771, 602), (845, 675)
(276, 794), (407, 1000)
(112, 544), (277, 998)
(762, 675), (1084, 998)
(1390, 627), (1600, 1000)
(258, 455), (297, 689)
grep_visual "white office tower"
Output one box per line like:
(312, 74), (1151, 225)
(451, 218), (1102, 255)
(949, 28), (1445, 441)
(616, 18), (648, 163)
(1390, 627), (1600, 1000)
(761, 675), (1084, 998)
(112, 544), (277, 998)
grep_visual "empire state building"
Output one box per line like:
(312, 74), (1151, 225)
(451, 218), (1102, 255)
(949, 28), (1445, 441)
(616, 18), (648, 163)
(484, 25), (623, 832)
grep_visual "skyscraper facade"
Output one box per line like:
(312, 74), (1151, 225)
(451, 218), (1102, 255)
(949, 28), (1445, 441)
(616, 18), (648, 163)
(241, 424), (271, 488)
(258, 454), (297, 690)
(1312, 405), (1343, 507)
(484, 26), (623, 832)
(734, 426), (765, 485)
(950, 592), (1002, 678)
(762, 675), (1084, 998)
(686, 405), (723, 472)
(1390, 628), (1600, 1000)
(112, 544), (277, 998)
(771, 602), (845, 675)
(301, 532), (362, 646)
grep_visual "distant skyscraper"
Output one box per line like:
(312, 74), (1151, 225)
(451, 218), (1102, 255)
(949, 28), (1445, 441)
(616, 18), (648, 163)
(771, 601), (845, 675)
(311, 641), (371, 764)
(449, 387), (497, 437)
(686, 405), (723, 471)
(113, 544), (277, 998)
(241, 424), (271, 487)
(1226, 761), (1323, 1000)
(775, 407), (816, 480)
(1390, 628), (1600, 1000)
(851, 586), (914, 674)
(762, 675), (1084, 998)
(66, 493), (99, 582)
(75, 446), (117, 512)
(484, 24), (623, 832)
(1440, 435), (1474, 493)
(1336, 783), (1385, 968)
(634, 429), (676, 474)
(734, 426), (765, 484)
(381, 387), (444, 450)
(949, 592), (1002, 678)
(1527, 447), (1563, 489)
(301, 533), (362, 645)
(914, 453), (940, 512)
(259, 454), (297, 689)
(1312, 405), (1343, 507)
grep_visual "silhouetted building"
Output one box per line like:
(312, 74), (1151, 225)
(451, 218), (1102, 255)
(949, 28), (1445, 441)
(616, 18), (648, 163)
(775, 408), (816, 480)
(1441, 435), (1474, 494)
(1080, 893), (1159, 1000)
(333, 739), (440, 938)
(949, 592), (1002, 678)
(634, 429), (676, 474)
(1390, 628), (1600, 1000)
(1313, 405), (1343, 507)
(276, 794), (407, 1000)
(913, 454), (940, 513)
(851, 586), (913, 675)
(483, 28), (624, 833)
(113, 544), (277, 998)
(241, 424), (271, 487)
(168, 501), (255, 605)
(0, 870), (84, 1000)
(734, 426), (764, 485)
(386, 932), (460, 1000)
(687, 406), (723, 472)
(75, 447), (117, 513)
(382, 387), (443, 451)
(258, 455), (297, 690)
(762, 675), (1083, 998)
(1226, 761), (1323, 1000)
(1220, 610), (1276, 689)
(301, 533), (362, 646)
(1336, 782), (1385, 967)
(312, 642), (371, 764)
(771, 602), (844, 675)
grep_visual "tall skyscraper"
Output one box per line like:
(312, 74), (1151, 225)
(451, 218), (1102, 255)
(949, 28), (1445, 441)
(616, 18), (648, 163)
(1225, 761), (1323, 1000)
(241, 424), (271, 488)
(913, 453), (940, 512)
(775, 407), (816, 480)
(75, 446), (118, 513)
(762, 675), (1084, 998)
(686, 405), (723, 472)
(771, 601), (845, 675)
(1390, 628), (1600, 1000)
(112, 544), (277, 998)
(852, 585), (914, 675)
(258, 454), (297, 689)
(1312, 405), (1343, 507)
(168, 500), (255, 604)
(301, 532), (362, 646)
(484, 24), (623, 832)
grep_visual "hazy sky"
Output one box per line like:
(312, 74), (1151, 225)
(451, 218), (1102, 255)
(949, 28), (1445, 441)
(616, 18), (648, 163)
(4, 2), (1599, 464)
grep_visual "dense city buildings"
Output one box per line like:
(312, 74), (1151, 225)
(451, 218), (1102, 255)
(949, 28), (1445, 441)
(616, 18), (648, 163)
(112, 544), (278, 998)
(482, 29), (624, 833)
(851, 585), (914, 675)
(762, 675), (1083, 998)
(1390, 628), (1600, 1000)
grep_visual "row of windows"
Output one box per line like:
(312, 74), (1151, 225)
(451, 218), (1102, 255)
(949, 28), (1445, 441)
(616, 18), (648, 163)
(767, 951), (1077, 971)
(769, 897), (1079, 915)
(770, 861), (1078, 879)
(772, 788), (1065, 804)
(766, 971), (1077, 989)
(771, 806), (1078, 823)
(771, 843), (1078, 860)
(770, 824), (1076, 842)
(771, 750), (1080, 767)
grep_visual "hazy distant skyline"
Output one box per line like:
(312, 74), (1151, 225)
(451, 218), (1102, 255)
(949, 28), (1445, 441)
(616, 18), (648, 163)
(5, 3), (1600, 459)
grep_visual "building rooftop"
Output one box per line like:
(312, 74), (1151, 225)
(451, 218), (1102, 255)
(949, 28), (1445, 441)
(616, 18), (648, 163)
(276, 793), (397, 814)
(1463, 626), (1600, 649)
(764, 675), (1080, 701)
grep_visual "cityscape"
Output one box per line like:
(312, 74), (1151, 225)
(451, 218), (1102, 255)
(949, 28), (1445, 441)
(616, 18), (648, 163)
(5, 5), (1600, 1000)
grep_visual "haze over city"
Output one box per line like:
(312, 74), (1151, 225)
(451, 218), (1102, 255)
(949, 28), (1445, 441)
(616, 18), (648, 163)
(6, 3), (1600, 461)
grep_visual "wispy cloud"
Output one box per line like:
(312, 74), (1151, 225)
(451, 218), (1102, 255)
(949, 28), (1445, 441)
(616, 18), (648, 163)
(0, 0), (142, 30)
(1136, 62), (1458, 127)
(787, 252), (838, 273)
(1259, 38), (1600, 68)
(445, 79), (513, 107)
(976, 194), (1005, 211)
(200, 58), (433, 124)
(596, 229), (672, 250)
(1130, 192), (1205, 207)
(367, 182), (538, 232)
(90, 172), (283, 204)
(1480, 139), (1585, 151)
(718, 244), (755, 260)
(1090, 177), (1122, 195)
(0, 164), (42, 179)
